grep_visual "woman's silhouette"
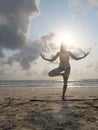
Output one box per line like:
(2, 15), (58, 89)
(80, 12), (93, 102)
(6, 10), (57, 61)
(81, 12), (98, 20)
(40, 43), (89, 101)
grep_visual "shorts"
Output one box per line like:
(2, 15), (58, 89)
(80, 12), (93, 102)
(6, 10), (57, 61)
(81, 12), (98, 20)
(48, 64), (71, 78)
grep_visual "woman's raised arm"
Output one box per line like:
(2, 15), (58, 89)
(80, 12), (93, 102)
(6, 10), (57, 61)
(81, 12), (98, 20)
(69, 51), (89, 60)
(40, 52), (59, 62)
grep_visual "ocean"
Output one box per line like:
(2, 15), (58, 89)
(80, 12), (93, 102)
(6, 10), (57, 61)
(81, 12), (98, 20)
(0, 79), (98, 88)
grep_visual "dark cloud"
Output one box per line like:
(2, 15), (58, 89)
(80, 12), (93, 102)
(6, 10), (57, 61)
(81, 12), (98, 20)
(0, 0), (57, 71)
(0, 0), (39, 49)
(0, 47), (4, 58)
(40, 33), (56, 52)
(0, 69), (4, 75)
(6, 33), (56, 70)
(0, 25), (25, 49)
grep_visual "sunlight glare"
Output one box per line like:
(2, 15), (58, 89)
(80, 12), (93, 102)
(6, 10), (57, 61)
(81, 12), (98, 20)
(54, 32), (76, 49)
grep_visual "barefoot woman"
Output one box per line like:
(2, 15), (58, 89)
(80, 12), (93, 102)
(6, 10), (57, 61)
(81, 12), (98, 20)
(40, 43), (89, 101)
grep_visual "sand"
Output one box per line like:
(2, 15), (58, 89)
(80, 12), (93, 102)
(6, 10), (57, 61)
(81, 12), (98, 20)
(0, 87), (98, 130)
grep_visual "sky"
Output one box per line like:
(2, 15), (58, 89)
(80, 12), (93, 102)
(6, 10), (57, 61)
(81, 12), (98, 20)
(0, 0), (98, 80)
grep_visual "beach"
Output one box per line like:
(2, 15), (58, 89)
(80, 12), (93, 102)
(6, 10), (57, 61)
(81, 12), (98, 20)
(0, 87), (98, 130)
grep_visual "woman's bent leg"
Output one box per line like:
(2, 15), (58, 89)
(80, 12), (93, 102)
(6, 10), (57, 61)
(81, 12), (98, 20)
(48, 68), (64, 77)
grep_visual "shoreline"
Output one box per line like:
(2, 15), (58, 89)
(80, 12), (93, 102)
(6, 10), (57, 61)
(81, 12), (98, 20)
(0, 86), (98, 100)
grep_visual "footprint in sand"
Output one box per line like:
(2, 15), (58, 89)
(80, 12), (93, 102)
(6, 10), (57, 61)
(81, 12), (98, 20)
(86, 116), (97, 122)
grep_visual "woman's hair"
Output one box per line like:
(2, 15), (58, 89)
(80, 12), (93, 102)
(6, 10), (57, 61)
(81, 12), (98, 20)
(60, 42), (67, 52)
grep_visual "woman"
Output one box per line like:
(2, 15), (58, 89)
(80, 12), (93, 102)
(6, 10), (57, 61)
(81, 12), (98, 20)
(40, 43), (89, 101)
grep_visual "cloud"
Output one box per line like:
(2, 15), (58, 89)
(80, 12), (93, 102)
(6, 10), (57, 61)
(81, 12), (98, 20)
(69, 0), (98, 15)
(86, 61), (93, 68)
(40, 33), (56, 52)
(95, 11), (98, 16)
(88, 0), (98, 6)
(86, 60), (98, 72)
(0, 69), (4, 75)
(84, 0), (98, 15)
(94, 61), (98, 72)
(5, 33), (56, 70)
(70, 0), (98, 7)
(0, 0), (40, 50)
(0, 47), (4, 58)
(70, 0), (81, 7)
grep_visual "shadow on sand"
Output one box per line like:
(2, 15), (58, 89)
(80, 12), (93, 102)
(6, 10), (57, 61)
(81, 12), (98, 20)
(24, 97), (98, 130)
(24, 99), (83, 130)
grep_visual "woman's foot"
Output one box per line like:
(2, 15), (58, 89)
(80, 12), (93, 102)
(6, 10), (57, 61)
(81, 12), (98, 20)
(62, 96), (66, 101)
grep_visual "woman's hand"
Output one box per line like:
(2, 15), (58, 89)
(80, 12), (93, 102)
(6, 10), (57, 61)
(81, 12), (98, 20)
(40, 52), (59, 62)
(84, 52), (89, 57)
(40, 53), (46, 60)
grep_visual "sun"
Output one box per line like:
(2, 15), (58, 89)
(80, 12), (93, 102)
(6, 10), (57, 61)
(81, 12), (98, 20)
(58, 34), (74, 46)
(54, 32), (76, 49)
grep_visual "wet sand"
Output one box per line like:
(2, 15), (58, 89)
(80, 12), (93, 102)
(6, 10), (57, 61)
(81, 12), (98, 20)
(0, 87), (98, 130)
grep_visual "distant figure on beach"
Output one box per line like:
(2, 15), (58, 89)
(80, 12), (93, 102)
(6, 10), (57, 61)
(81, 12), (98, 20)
(40, 43), (89, 101)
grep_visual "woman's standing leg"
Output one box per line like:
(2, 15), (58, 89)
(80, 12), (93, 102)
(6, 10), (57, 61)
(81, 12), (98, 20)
(62, 67), (70, 101)
(62, 76), (68, 101)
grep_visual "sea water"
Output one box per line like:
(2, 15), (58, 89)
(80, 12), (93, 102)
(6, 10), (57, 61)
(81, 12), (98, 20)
(0, 79), (98, 88)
